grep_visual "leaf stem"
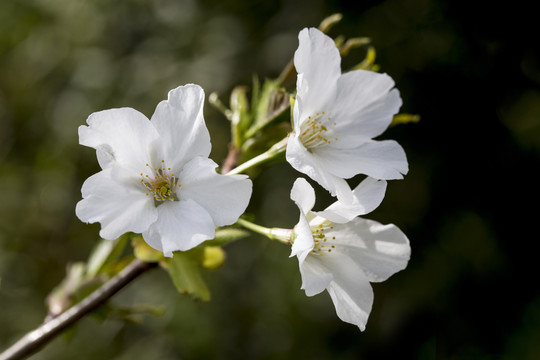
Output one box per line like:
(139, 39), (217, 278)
(226, 137), (288, 175)
(0, 259), (157, 360)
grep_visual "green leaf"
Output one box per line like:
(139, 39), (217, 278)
(240, 123), (290, 171)
(45, 262), (104, 317)
(230, 85), (252, 147)
(61, 324), (78, 343)
(91, 302), (166, 324)
(166, 251), (210, 301)
(249, 80), (290, 137)
(103, 255), (135, 277)
(86, 235), (128, 277)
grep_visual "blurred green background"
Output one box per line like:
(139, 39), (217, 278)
(1, 0), (539, 359)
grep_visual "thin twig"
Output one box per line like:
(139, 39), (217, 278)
(0, 259), (157, 360)
(221, 143), (240, 174)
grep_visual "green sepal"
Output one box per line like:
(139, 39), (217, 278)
(163, 250), (211, 302)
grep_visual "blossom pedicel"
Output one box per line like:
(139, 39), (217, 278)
(290, 178), (410, 330)
(286, 28), (408, 204)
(76, 84), (252, 256)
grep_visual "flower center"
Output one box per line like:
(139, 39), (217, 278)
(310, 221), (336, 256)
(298, 111), (338, 150)
(140, 160), (181, 203)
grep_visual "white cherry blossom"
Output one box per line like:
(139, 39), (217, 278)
(286, 28), (408, 203)
(76, 84), (252, 256)
(290, 178), (410, 330)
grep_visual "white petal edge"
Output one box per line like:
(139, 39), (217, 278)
(315, 178), (387, 223)
(330, 71), (401, 142)
(290, 206), (315, 263)
(150, 84), (211, 171)
(290, 178), (316, 215)
(326, 218), (411, 282)
(330, 88), (402, 149)
(142, 199), (215, 257)
(292, 93), (304, 134)
(299, 255), (333, 297)
(314, 139), (409, 180)
(79, 108), (159, 172)
(294, 28), (341, 118)
(326, 266), (373, 331)
(76, 167), (157, 240)
(286, 134), (354, 203)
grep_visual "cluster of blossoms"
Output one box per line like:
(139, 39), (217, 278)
(286, 28), (410, 330)
(77, 27), (410, 330)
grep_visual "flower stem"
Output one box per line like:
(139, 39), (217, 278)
(226, 137), (288, 175)
(236, 218), (292, 244)
(0, 259), (157, 360)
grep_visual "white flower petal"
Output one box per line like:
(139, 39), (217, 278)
(294, 28), (341, 117)
(76, 167), (157, 240)
(315, 139), (408, 180)
(79, 108), (159, 171)
(331, 88), (402, 149)
(316, 178), (387, 223)
(325, 260), (374, 331)
(95, 145), (115, 169)
(290, 178), (316, 214)
(299, 255), (333, 297)
(336, 70), (398, 113)
(290, 207), (314, 262)
(330, 71), (401, 144)
(292, 93), (304, 133)
(326, 218), (410, 282)
(142, 199), (215, 256)
(286, 134), (354, 202)
(150, 84), (211, 170)
(178, 157), (252, 226)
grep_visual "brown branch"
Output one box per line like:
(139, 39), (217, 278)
(221, 143), (240, 174)
(0, 259), (157, 360)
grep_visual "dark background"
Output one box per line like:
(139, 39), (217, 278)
(1, 0), (539, 359)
